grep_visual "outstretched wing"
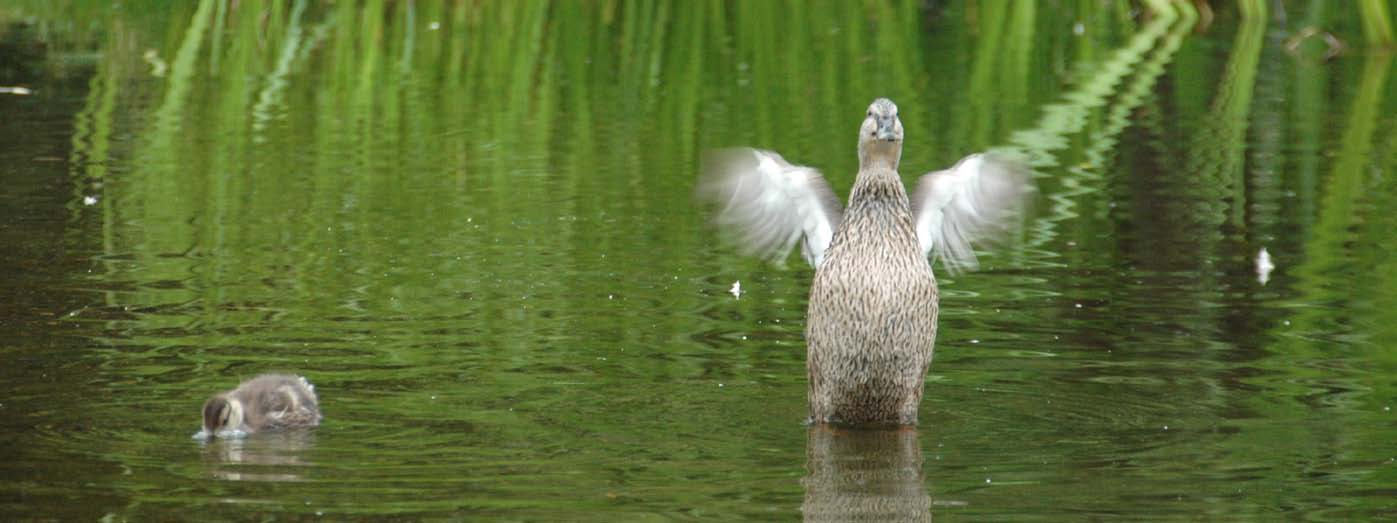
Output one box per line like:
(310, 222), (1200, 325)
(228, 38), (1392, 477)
(911, 153), (1031, 274)
(698, 148), (843, 267)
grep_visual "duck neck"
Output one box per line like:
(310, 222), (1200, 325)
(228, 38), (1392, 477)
(852, 141), (905, 202)
(858, 140), (901, 172)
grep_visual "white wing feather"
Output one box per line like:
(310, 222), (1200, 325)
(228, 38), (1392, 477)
(698, 148), (843, 267)
(911, 153), (1031, 274)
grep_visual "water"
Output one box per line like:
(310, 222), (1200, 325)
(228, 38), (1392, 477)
(2, 1), (1395, 520)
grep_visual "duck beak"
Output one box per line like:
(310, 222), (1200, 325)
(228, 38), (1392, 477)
(875, 116), (899, 141)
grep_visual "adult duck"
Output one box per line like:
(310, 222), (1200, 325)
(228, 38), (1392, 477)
(699, 98), (1029, 425)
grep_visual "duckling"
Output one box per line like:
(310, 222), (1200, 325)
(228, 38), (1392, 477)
(197, 374), (321, 439)
(699, 98), (1030, 425)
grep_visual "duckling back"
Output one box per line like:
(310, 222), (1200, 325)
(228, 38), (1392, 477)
(234, 374), (322, 431)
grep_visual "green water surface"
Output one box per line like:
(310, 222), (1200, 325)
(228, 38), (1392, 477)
(1, 1), (1395, 521)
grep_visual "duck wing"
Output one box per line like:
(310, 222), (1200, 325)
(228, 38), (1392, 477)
(698, 148), (842, 267)
(911, 153), (1031, 274)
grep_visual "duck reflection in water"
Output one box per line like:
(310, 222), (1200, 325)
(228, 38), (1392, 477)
(700, 98), (1030, 425)
(201, 430), (318, 482)
(802, 426), (932, 522)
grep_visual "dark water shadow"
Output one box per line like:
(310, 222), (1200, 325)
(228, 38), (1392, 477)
(801, 426), (932, 522)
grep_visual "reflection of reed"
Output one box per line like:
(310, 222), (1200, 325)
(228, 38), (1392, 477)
(801, 426), (931, 522)
(1004, 1), (1193, 249)
(249, 0), (308, 141)
(67, 33), (121, 302)
(1289, 5), (1333, 235)
(149, 0), (214, 141)
(69, 1), (1124, 373)
(1081, 13), (1189, 177)
(966, 1), (1034, 149)
(201, 430), (317, 482)
(1310, 54), (1391, 254)
(1184, 6), (1267, 234)
(1291, 53), (1392, 300)
(1357, 0), (1394, 46)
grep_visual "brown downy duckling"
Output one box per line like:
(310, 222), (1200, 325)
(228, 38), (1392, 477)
(198, 374), (321, 439)
(699, 98), (1030, 425)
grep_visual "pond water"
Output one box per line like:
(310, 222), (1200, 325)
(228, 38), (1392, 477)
(2, 1), (1395, 521)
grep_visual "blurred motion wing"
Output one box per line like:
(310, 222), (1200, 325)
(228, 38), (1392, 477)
(911, 153), (1031, 274)
(698, 148), (843, 268)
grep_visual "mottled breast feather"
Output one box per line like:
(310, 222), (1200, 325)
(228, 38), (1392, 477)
(806, 168), (938, 425)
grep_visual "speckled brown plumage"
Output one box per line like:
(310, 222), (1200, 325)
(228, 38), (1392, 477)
(806, 166), (937, 425)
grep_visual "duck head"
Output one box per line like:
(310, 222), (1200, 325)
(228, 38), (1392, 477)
(202, 394), (245, 438)
(858, 98), (903, 170)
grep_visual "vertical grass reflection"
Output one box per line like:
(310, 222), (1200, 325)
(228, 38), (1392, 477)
(44, 0), (1390, 375)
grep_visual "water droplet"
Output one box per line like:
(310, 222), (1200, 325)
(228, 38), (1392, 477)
(1256, 247), (1275, 285)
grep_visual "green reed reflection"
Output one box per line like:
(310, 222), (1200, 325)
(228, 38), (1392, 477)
(40, 0), (1395, 385)
(1293, 52), (1393, 302)
(57, 1), (1137, 323)
(1185, 1), (1267, 243)
(1357, 0), (1394, 46)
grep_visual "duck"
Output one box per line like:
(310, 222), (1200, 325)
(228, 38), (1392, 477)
(699, 98), (1029, 425)
(197, 374), (322, 439)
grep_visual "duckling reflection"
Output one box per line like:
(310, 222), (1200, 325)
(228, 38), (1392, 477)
(196, 374), (321, 439)
(802, 426), (931, 522)
(201, 430), (317, 482)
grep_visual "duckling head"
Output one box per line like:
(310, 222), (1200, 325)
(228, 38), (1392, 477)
(858, 98), (903, 170)
(201, 394), (245, 438)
